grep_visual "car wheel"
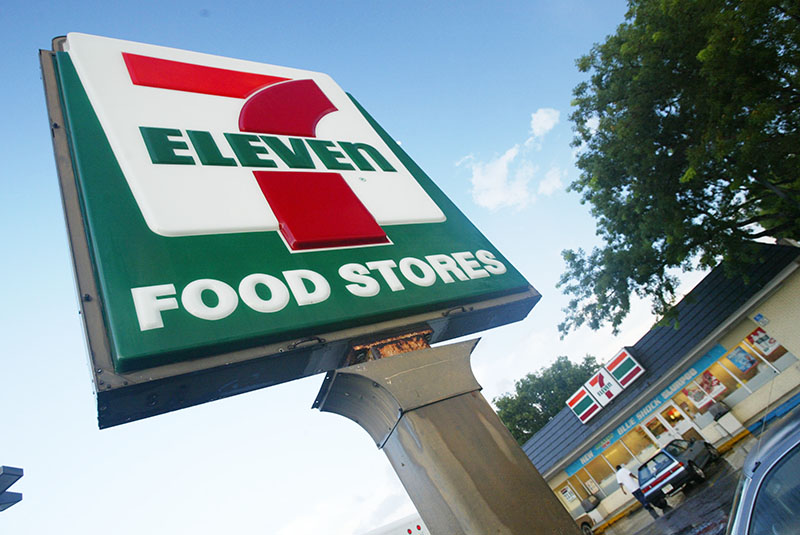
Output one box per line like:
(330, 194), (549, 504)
(580, 522), (593, 535)
(689, 461), (705, 482)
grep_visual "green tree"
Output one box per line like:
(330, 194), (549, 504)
(561, 0), (800, 336)
(495, 355), (599, 444)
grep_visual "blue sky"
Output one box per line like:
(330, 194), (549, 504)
(0, 1), (707, 533)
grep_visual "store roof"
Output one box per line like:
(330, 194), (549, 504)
(522, 244), (800, 476)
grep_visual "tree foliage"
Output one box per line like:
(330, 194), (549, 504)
(495, 355), (599, 445)
(561, 0), (800, 336)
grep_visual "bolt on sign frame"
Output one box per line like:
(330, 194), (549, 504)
(41, 34), (540, 428)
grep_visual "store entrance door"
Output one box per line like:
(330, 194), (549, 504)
(659, 402), (704, 442)
(643, 413), (679, 447)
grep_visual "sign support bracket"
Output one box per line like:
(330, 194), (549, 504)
(314, 339), (581, 534)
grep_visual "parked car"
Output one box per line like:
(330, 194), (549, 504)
(638, 438), (719, 504)
(575, 495), (600, 535)
(725, 408), (800, 535)
(574, 512), (594, 535)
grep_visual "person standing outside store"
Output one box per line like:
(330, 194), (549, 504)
(616, 464), (665, 519)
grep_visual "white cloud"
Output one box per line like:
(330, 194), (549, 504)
(473, 329), (552, 400)
(460, 107), (565, 211)
(538, 167), (566, 196)
(515, 160), (538, 184)
(529, 108), (560, 138)
(455, 153), (475, 167)
(463, 145), (533, 211)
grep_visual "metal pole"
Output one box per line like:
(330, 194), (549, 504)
(314, 339), (580, 535)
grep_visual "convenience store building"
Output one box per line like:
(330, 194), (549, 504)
(523, 244), (800, 523)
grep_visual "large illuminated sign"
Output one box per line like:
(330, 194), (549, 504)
(42, 34), (539, 427)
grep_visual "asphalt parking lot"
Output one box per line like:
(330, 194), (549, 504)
(641, 459), (738, 535)
(601, 438), (753, 535)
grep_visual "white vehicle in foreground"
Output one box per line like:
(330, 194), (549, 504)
(361, 514), (430, 535)
(363, 510), (596, 534)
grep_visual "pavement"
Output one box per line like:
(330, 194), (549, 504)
(599, 436), (755, 535)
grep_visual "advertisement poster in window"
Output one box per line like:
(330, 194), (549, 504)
(727, 346), (759, 373)
(682, 383), (714, 411)
(747, 327), (780, 356)
(699, 371), (727, 399)
(559, 486), (577, 503)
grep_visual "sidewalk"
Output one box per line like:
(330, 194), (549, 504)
(596, 436), (754, 535)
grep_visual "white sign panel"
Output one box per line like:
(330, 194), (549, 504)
(584, 368), (623, 407)
(65, 33), (444, 239)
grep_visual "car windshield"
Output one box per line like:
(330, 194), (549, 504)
(638, 452), (674, 484)
(664, 440), (689, 456)
(749, 442), (800, 535)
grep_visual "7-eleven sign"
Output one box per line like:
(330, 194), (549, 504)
(566, 387), (601, 424)
(584, 369), (623, 407)
(65, 33), (444, 251)
(44, 33), (539, 426)
(605, 348), (645, 388)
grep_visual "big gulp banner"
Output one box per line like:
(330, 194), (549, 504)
(51, 34), (537, 377)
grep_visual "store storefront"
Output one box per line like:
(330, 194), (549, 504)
(523, 244), (800, 525)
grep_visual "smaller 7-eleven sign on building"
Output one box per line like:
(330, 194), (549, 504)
(567, 348), (645, 424)
(566, 387), (602, 424)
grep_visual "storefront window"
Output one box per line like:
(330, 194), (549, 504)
(673, 389), (704, 416)
(603, 441), (635, 471)
(676, 379), (720, 428)
(672, 381), (714, 418)
(698, 363), (740, 402)
(696, 330), (799, 409)
(583, 455), (616, 497)
(621, 426), (658, 462)
(555, 482), (582, 514)
(566, 474), (590, 501)
(745, 327), (797, 372)
(558, 475), (592, 518)
(720, 344), (774, 393)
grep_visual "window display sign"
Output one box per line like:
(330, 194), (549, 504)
(698, 370), (727, 399)
(559, 486), (577, 503)
(747, 327), (780, 356)
(682, 383), (714, 411)
(727, 347), (759, 373)
(41, 34), (539, 427)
